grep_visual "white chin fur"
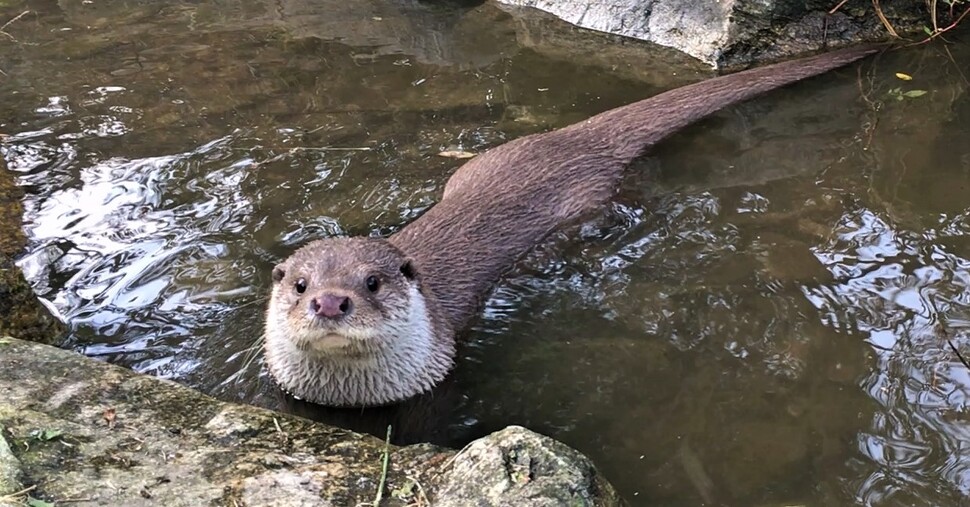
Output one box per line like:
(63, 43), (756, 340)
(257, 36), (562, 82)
(293, 326), (378, 356)
(307, 333), (353, 353)
(264, 284), (454, 406)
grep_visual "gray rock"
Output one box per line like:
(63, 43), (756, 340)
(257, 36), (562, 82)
(435, 425), (622, 506)
(0, 423), (24, 505)
(498, 0), (731, 65)
(496, 0), (928, 67)
(0, 336), (621, 506)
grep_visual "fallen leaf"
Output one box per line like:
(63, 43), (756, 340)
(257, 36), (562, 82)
(895, 72), (913, 81)
(438, 150), (476, 159)
(103, 407), (117, 428)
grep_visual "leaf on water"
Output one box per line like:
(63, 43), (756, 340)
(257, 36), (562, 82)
(902, 90), (928, 98)
(438, 150), (476, 159)
(895, 72), (913, 81)
(26, 497), (55, 507)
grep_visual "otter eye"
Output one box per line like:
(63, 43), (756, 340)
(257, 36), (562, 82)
(295, 278), (307, 294)
(366, 275), (380, 293)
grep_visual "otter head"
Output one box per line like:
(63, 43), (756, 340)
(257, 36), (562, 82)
(264, 237), (454, 407)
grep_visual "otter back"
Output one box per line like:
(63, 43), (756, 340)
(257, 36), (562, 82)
(390, 44), (880, 332)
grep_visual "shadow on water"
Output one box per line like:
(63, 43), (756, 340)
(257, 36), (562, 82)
(2, 0), (970, 504)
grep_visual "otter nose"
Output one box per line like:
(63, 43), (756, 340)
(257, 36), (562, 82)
(310, 294), (352, 319)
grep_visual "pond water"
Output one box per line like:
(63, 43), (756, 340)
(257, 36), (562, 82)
(2, 1), (969, 505)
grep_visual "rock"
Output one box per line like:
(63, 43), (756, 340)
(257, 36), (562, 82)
(0, 256), (65, 346)
(0, 155), (66, 345)
(0, 423), (24, 505)
(434, 425), (622, 506)
(0, 337), (622, 506)
(495, 0), (932, 67)
(0, 156), (25, 257)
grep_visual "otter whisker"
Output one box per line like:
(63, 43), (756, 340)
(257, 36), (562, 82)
(239, 335), (265, 373)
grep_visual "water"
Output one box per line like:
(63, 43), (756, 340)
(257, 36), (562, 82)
(3, 1), (969, 505)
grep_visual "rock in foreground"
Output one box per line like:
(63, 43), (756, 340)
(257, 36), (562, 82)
(0, 337), (620, 506)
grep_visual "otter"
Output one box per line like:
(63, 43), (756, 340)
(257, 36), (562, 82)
(265, 45), (880, 407)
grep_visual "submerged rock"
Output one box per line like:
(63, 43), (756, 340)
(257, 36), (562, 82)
(0, 337), (621, 506)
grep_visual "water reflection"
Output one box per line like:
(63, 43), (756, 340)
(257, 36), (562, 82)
(2, 0), (970, 504)
(806, 202), (970, 503)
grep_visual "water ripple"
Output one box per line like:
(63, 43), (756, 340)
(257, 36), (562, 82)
(805, 200), (970, 504)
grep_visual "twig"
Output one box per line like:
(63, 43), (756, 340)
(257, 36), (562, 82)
(405, 475), (430, 507)
(937, 321), (970, 370)
(948, 340), (970, 369)
(357, 426), (393, 507)
(946, 335), (970, 370)
(0, 10), (29, 41)
(290, 146), (372, 152)
(373, 425), (392, 506)
(237, 146), (373, 169)
(829, 0), (850, 15)
(910, 4), (970, 45)
(438, 440), (475, 475)
(855, 63), (880, 151)
(943, 45), (970, 86)
(0, 484), (37, 502)
(872, 0), (900, 37)
(231, 146), (372, 153)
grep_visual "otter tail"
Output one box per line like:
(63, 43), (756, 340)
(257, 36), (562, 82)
(574, 45), (882, 161)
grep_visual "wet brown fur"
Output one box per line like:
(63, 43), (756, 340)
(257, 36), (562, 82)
(391, 44), (880, 333)
(268, 45), (880, 406)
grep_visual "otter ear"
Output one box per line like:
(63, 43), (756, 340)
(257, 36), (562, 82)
(272, 264), (286, 283)
(400, 259), (416, 280)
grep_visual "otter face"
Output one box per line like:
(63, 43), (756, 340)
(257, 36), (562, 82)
(267, 237), (418, 357)
(263, 237), (454, 406)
